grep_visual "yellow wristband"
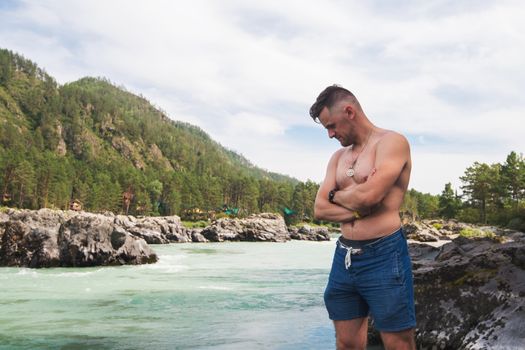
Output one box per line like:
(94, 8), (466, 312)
(354, 211), (361, 219)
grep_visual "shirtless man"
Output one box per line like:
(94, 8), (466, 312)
(310, 85), (415, 350)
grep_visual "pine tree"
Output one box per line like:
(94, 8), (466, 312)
(501, 151), (525, 211)
(438, 183), (461, 219)
(460, 162), (500, 223)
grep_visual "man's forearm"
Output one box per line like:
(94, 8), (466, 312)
(332, 187), (372, 214)
(314, 199), (360, 223)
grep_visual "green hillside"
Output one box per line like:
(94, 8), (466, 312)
(0, 48), (318, 219)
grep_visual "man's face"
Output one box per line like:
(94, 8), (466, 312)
(318, 103), (353, 147)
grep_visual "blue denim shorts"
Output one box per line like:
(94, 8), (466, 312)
(324, 228), (416, 332)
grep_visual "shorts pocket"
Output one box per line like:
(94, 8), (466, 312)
(391, 251), (404, 285)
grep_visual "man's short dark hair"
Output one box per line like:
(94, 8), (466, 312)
(309, 85), (357, 122)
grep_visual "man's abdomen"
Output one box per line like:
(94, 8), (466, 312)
(340, 210), (402, 240)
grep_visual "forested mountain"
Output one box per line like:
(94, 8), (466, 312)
(0, 48), (318, 219)
(2, 48), (523, 228)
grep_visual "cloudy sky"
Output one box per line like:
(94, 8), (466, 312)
(1, 0), (524, 194)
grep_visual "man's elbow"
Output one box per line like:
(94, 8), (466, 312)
(313, 202), (325, 221)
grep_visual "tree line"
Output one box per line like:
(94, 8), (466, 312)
(402, 151), (525, 230)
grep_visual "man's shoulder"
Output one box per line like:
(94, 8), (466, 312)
(330, 147), (348, 160)
(326, 147), (350, 169)
(377, 130), (409, 146)
(375, 130), (411, 160)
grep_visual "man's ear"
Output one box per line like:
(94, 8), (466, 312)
(344, 104), (356, 119)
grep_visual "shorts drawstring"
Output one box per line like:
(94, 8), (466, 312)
(337, 240), (363, 269)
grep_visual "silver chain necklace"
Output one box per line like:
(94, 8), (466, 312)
(346, 130), (373, 177)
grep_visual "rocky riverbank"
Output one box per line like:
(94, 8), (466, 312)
(368, 219), (525, 349)
(0, 209), (329, 267)
(410, 232), (525, 349)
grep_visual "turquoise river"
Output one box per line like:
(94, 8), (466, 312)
(0, 239), (362, 349)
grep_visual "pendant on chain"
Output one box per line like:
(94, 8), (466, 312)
(346, 168), (355, 177)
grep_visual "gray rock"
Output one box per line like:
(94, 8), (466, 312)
(412, 236), (525, 349)
(408, 243), (440, 269)
(202, 219), (238, 242)
(116, 214), (186, 243)
(114, 214), (137, 227)
(111, 226), (128, 249)
(289, 225), (330, 241)
(408, 228), (440, 242)
(0, 211), (8, 251)
(164, 225), (192, 242)
(0, 209), (157, 268)
(404, 221), (423, 236)
(0, 211), (9, 224)
(127, 227), (169, 244)
(441, 220), (469, 235)
(407, 219), (469, 241)
(113, 231), (157, 265)
(201, 213), (290, 242)
(191, 229), (208, 243)
(58, 213), (116, 266)
(405, 220), (450, 241)
(0, 209), (64, 267)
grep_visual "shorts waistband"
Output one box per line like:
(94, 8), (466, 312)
(338, 227), (403, 249)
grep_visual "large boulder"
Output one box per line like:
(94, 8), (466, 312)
(166, 226), (193, 243)
(289, 224), (330, 241)
(201, 213), (290, 242)
(115, 215), (188, 243)
(0, 209), (157, 268)
(58, 213), (157, 266)
(0, 209), (66, 267)
(189, 228), (208, 243)
(404, 221), (443, 242)
(408, 242), (440, 269)
(412, 235), (525, 349)
(409, 229), (440, 242)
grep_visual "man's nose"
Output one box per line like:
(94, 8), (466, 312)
(328, 130), (335, 138)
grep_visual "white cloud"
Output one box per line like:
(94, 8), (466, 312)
(1, 0), (524, 194)
(224, 112), (285, 137)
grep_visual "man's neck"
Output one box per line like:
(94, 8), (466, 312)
(353, 124), (375, 149)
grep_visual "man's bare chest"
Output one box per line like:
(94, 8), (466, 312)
(335, 147), (376, 189)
